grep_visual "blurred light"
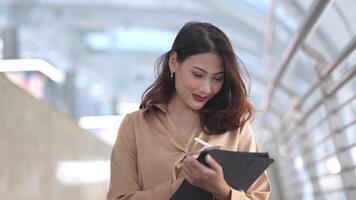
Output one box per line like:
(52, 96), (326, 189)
(117, 102), (139, 114)
(0, 59), (64, 82)
(294, 156), (304, 169)
(326, 156), (341, 174)
(78, 115), (124, 130)
(238, 0), (269, 15)
(93, 128), (118, 146)
(113, 27), (174, 52)
(275, 6), (298, 31)
(83, 32), (111, 51)
(350, 146), (356, 165)
(56, 160), (109, 185)
(90, 83), (104, 97)
(238, 50), (261, 72)
(278, 145), (287, 157)
(0, 37), (3, 59)
(83, 27), (175, 53)
(74, 74), (89, 88)
(79, 115), (125, 146)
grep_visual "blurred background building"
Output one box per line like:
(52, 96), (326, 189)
(0, 0), (355, 199)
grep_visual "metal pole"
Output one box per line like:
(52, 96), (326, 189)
(295, 36), (356, 110)
(260, 0), (332, 111)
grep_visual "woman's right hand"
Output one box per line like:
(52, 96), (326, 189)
(181, 154), (231, 200)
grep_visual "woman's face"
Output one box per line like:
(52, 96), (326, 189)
(169, 52), (224, 111)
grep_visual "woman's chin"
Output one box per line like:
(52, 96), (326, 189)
(188, 101), (206, 111)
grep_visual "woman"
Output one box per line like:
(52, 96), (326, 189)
(107, 21), (271, 200)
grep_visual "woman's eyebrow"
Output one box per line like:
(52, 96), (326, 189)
(193, 65), (224, 75)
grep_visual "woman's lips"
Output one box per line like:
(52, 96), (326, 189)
(193, 94), (207, 102)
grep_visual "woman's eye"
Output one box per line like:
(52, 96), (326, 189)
(193, 73), (203, 78)
(215, 77), (224, 82)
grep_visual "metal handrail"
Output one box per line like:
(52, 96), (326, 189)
(285, 119), (356, 161)
(278, 62), (356, 142)
(277, 36), (356, 134)
(260, 0), (332, 111)
(268, 65), (356, 145)
(290, 176), (356, 199)
(285, 141), (356, 182)
(282, 138), (356, 177)
(295, 36), (356, 110)
(298, 64), (356, 123)
(283, 93), (356, 145)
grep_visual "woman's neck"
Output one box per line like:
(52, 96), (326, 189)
(167, 94), (200, 129)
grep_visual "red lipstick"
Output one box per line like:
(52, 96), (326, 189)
(193, 94), (207, 102)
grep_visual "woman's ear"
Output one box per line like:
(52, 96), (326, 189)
(168, 51), (179, 73)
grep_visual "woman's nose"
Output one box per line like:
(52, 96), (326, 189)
(199, 79), (213, 94)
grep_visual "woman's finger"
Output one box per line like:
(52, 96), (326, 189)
(190, 156), (212, 173)
(181, 167), (191, 182)
(206, 155), (222, 172)
(192, 153), (199, 159)
(183, 157), (200, 176)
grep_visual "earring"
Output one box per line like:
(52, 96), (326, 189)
(170, 72), (174, 78)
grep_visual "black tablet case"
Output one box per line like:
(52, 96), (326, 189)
(170, 149), (274, 200)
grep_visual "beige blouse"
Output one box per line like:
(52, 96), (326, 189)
(107, 103), (271, 200)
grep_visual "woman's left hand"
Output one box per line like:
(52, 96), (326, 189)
(181, 154), (231, 200)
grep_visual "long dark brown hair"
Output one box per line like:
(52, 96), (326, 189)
(140, 21), (255, 135)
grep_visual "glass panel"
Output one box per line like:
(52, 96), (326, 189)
(339, 100), (355, 126)
(314, 138), (336, 161)
(301, 88), (323, 115)
(0, 36), (3, 59)
(321, 192), (347, 200)
(331, 50), (356, 83)
(305, 104), (327, 128)
(349, 145), (356, 165)
(335, 0), (356, 34)
(281, 51), (319, 97)
(318, 174), (343, 191)
(272, 88), (291, 113)
(306, 2), (352, 62)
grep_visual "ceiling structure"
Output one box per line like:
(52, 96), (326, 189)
(1, 0), (356, 199)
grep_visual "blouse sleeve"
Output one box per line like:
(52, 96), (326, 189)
(229, 122), (272, 200)
(107, 114), (183, 200)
